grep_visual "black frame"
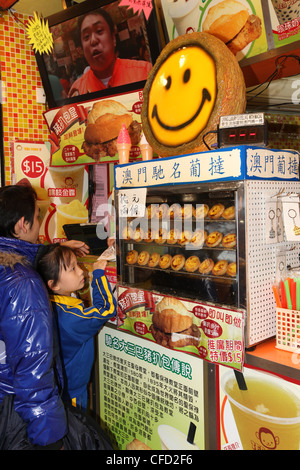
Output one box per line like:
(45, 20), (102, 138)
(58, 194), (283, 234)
(35, 0), (162, 109)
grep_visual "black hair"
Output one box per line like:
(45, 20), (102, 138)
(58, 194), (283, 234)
(77, 7), (115, 44)
(0, 185), (37, 238)
(36, 244), (75, 293)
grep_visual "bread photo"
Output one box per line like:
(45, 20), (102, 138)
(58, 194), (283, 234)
(202, 0), (262, 56)
(150, 297), (200, 349)
(82, 99), (142, 161)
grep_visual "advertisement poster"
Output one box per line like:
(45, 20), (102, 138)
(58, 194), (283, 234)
(159, 0), (268, 61)
(43, 90), (145, 167)
(13, 141), (88, 243)
(117, 286), (245, 371)
(98, 326), (205, 450)
(219, 365), (300, 450)
(268, 0), (300, 48)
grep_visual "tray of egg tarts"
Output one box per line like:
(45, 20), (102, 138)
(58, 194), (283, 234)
(123, 202), (237, 279)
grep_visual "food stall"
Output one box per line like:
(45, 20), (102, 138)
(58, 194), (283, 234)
(93, 143), (300, 450)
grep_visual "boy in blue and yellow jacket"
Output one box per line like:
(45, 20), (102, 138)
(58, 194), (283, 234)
(36, 244), (116, 410)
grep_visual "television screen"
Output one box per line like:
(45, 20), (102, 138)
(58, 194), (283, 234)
(35, 0), (162, 108)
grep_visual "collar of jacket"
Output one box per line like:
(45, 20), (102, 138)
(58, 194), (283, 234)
(0, 236), (39, 268)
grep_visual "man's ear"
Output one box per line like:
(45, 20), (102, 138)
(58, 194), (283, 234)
(14, 217), (28, 238)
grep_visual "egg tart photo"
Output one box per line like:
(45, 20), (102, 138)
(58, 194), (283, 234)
(126, 250), (138, 265)
(199, 258), (214, 274)
(222, 205), (235, 220)
(159, 254), (172, 269)
(138, 251), (150, 266)
(208, 203), (225, 219)
(171, 254), (185, 271)
(148, 252), (161, 267)
(194, 204), (209, 219)
(222, 233), (237, 248)
(206, 231), (223, 247)
(227, 262), (237, 277)
(212, 260), (228, 276)
(185, 256), (200, 273)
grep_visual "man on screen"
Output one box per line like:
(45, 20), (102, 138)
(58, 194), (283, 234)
(68, 8), (152, 97)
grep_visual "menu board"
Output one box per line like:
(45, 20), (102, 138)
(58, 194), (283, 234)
(117, 286), (245, 371)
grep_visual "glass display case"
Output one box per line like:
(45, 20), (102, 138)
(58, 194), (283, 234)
(115, 146), (300, 348)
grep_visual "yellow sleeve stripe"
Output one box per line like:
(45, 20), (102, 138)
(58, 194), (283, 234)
(95, 275), (115, 316)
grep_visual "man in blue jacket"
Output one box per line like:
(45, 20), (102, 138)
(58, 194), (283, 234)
(0, 185), (94, 450)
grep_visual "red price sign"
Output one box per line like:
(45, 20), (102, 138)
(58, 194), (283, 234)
(21, 155), (45, 178)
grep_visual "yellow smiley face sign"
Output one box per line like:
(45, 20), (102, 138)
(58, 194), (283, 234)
(148, 46), (216, 147)
(142, 32), (246, 157)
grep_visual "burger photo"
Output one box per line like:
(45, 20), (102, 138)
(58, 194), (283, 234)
(82, 99), (142, 161)
(202, 0), (262, 56)
(150, 296), (200, 349)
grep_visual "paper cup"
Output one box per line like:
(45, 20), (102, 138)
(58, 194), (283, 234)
(221, 369), (300, 450)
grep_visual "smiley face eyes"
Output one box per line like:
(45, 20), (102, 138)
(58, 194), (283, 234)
(183, 68), (190, 83)
(164, 68), (191, 90)
(165, 75), (171, 90)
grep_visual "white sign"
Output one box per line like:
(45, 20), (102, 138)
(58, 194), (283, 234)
(118, 188), (147, 218)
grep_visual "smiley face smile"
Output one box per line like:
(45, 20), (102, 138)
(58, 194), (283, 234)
(151, 88), (212, 131)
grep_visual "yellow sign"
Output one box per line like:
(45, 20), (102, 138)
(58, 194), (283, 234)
(26, 12), (53, 55)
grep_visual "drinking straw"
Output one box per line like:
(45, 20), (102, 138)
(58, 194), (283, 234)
(281, 281), (287, 309)
(292, 280), (297, 310)
(284, 279), (292, 310)
(272, 285), (281, 307)
(234, 370), (247, 391)
(296, 278), (300, 310)
(187, 422), (196, 444)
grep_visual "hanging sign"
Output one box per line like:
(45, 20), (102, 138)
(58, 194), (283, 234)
(26, 11), (53, 55)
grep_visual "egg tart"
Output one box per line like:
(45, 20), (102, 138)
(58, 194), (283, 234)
(185, 256), (200, 273)
(171, 254), (185, 271)
(206, 231), (223, 247)
(208, 203), (225, 220)
(159, 254), (172, 269)
(126, 250), (138, 265)
(212, 260), (228, 276)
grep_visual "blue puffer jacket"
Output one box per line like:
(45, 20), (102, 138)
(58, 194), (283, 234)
(0, 237), (67, 447)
